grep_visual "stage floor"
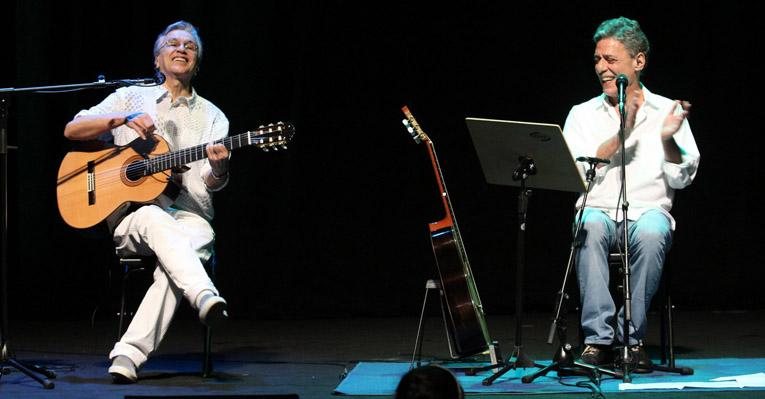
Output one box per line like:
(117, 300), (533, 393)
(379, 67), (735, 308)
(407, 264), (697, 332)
(1, 309), (764, 398)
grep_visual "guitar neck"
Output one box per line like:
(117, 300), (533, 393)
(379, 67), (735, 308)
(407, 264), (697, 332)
(144, 125), (290, 175)
(424, 139), (456, 225)
(145, 131), (241, 174)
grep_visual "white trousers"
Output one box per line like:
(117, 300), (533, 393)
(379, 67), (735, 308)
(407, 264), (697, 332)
(108, 205), (218, 368)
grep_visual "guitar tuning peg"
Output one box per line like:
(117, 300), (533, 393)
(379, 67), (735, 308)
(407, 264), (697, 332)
(258, 125), (265, 129)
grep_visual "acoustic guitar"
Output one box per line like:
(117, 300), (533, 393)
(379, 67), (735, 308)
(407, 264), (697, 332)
(401, 106), (492, 358)
(57, 122), (294, 229)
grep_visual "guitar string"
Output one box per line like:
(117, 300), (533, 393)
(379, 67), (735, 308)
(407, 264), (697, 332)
(58, 136), (240, 199)
(58, 127), (290, 200)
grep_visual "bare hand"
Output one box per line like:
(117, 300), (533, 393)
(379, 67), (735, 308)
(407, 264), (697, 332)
(206, 143), (229, 177)
(124, 112), (156, 139)
(624, 88), (645, 131)
(661, 100), (691, 140)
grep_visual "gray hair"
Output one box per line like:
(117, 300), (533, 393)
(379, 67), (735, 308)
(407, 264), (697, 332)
(153, 20), (203, 65)
(593, 17), (650, 60)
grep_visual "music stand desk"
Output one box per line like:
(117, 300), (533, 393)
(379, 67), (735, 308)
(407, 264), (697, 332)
(466, 117), (584, 193)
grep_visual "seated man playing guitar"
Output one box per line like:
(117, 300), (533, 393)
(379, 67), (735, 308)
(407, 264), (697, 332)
(63, 20), (229, 384)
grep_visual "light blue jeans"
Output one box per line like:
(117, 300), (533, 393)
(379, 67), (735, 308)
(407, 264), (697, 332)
(576, 208), (672, 346)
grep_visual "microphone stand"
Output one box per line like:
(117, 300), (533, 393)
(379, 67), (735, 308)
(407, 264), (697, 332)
(616, 86), (634, 383)
(522, 158), (622, 383)
(0, 75), (161, 389)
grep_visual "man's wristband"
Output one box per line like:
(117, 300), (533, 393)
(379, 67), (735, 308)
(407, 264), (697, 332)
(125, 112), (142, 124)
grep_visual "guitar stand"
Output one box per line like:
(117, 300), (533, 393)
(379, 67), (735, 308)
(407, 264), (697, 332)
(410, 279), (453, 369)
(411, 279), (503, 371)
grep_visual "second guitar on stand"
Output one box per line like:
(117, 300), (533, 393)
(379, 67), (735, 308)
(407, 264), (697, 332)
(401, 106), (496, 361)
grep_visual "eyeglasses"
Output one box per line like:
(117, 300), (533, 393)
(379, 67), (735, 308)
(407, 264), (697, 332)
(162, 39), (198, 52)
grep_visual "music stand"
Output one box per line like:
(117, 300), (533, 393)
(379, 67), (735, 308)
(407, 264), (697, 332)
(465, 117), (585, 385)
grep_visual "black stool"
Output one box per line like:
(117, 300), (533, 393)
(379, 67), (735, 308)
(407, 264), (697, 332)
(117, 254), (217, 377)
(607, 252), (692, 374)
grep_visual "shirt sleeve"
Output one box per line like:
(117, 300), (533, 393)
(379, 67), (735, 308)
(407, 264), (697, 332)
(73, 89), (128, 143)
(662, 107), (700, 189)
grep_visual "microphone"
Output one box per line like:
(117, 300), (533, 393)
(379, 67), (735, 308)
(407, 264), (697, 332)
(576, 156), (610, 165)
(616, 74), (628, 109)
(117, 72), (165, 86)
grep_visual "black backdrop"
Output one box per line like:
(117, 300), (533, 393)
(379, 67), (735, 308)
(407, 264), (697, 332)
(2, 1), (759, 322)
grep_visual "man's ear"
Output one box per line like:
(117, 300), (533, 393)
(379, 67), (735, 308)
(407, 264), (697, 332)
(633, 52), (646, 72)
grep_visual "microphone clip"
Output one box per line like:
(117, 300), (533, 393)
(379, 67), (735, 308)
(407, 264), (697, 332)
(577, 156), (609, 182)
(576, 156), (610, 166)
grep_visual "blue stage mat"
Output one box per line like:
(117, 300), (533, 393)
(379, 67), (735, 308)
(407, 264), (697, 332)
(334, 358), (765, 396)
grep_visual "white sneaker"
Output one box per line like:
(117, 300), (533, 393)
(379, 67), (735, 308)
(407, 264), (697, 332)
(108, 355), (137, 383)
(198, 293), (228, 328)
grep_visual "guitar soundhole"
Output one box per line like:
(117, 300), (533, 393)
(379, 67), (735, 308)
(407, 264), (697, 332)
(126, 162), (144, 181)
(121, 157), (147, 187)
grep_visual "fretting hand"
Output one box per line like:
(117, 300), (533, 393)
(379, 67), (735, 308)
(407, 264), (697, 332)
(206, 143), (229, 178)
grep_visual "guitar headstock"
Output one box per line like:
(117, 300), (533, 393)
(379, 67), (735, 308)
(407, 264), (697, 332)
(250, 121), (295, 151)
(401, 105), (430, 144)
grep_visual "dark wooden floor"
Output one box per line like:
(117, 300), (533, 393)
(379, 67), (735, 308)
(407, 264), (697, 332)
(1, 309), (764, 398)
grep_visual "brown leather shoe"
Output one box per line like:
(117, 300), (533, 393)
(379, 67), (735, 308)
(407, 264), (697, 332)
(580, 344), (613, 366)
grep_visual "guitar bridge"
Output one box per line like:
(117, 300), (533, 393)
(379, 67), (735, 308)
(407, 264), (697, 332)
(87, 160), (95, 205)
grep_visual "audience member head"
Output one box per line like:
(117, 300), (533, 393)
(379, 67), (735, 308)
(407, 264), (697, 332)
(394, 365), (464, 399)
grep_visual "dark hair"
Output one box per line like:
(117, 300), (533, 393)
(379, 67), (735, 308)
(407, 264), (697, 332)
(593, 16), (650, 60)
(153, 20), (203, 65)
(394, 365), (464, 399)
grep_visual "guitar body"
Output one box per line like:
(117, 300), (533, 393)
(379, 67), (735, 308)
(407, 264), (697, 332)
(430, 224), (492, 357)
(56, 136), (170, 229)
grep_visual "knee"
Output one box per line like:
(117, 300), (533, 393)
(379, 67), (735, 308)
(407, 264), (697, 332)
(633, 225), (671, 253)
(580, 219), (610, 249)
(131, 205), (173, 225)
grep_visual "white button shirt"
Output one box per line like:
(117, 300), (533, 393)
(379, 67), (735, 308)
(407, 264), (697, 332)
(563, 86), (700, 229)
(76, 85), (229, 221)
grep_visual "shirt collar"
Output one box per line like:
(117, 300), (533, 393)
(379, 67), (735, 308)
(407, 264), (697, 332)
(597, 84), (661, 112)
(154, 86), (198, 109)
